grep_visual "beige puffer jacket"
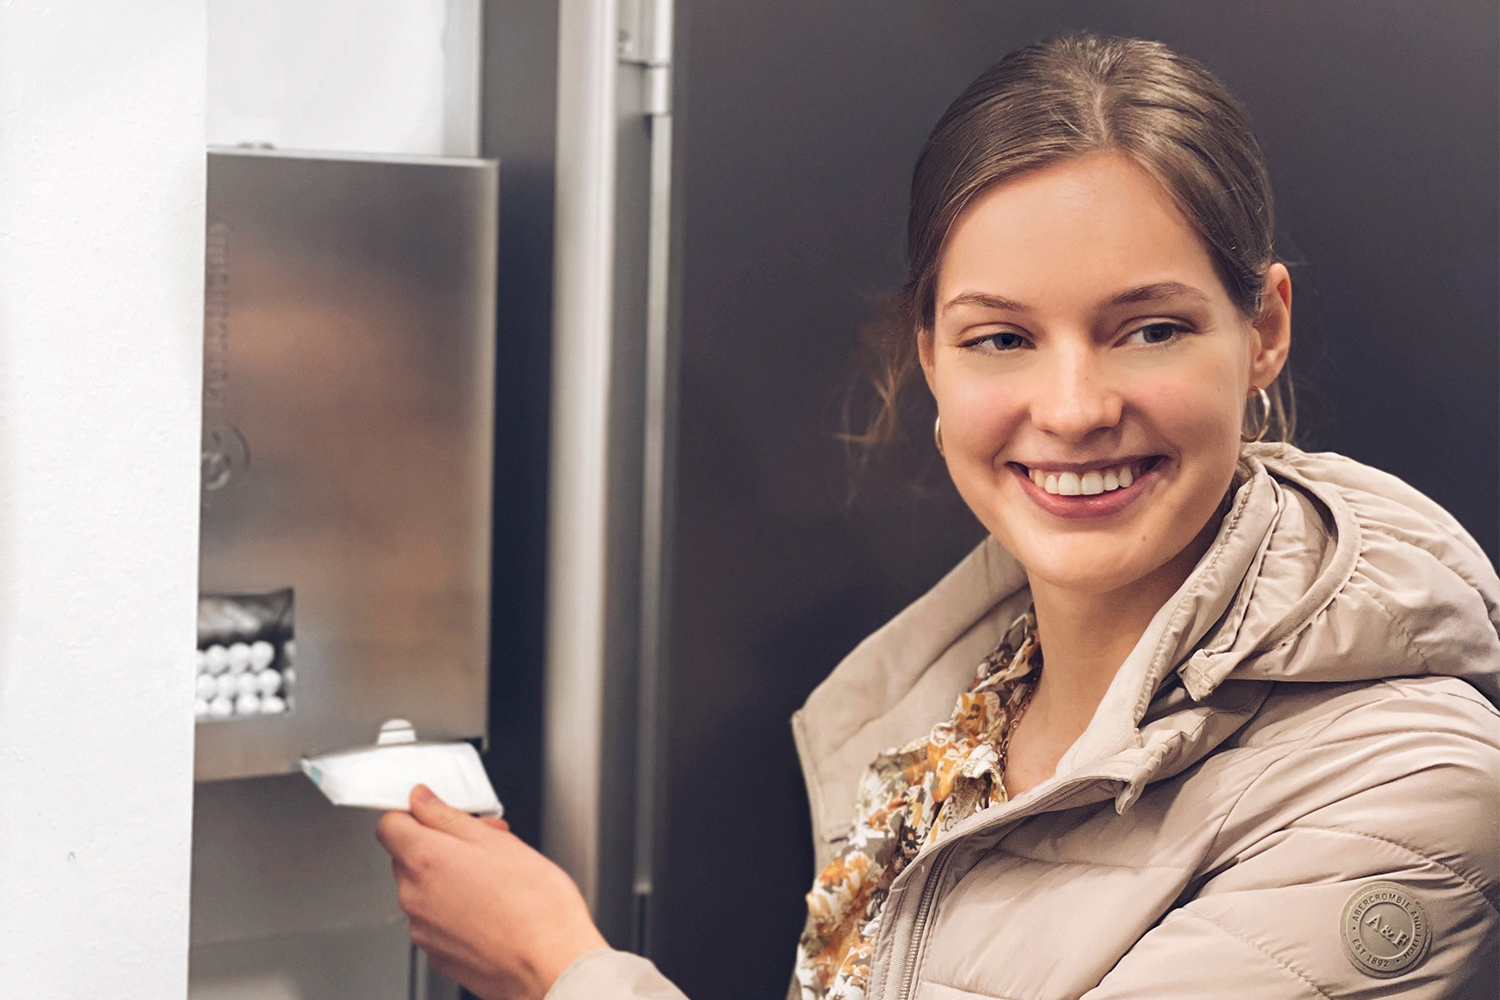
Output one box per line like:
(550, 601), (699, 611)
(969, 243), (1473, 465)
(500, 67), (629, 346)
(547, 444), (1500, 1000)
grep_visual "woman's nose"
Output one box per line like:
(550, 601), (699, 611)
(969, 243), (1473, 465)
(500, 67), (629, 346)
(1027, 353), (1123, 442)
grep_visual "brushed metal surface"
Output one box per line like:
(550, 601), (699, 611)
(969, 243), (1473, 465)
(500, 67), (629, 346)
(188, 919), (410, 1000)
(197, 148), (497, 781)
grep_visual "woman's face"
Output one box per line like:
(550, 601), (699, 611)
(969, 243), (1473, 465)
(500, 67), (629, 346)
(920, 149), (1290, 596)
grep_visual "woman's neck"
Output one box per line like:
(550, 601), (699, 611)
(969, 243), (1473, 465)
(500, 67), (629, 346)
(1026, 567), (1184, 735)
(1016, 518), (1220, 774)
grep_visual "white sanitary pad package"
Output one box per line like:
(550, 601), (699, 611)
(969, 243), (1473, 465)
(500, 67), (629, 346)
(301, 718), (504, 816)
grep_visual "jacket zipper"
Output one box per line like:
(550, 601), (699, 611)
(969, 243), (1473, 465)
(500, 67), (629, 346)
(894, 845), (953, 1000)
(887, 773), (1127, 1000)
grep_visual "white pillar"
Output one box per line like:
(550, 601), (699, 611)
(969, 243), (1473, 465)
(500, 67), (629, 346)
(0, 3), (206, 997)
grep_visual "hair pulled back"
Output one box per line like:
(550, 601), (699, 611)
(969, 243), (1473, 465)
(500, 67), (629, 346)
(857, 33), (1294, 445)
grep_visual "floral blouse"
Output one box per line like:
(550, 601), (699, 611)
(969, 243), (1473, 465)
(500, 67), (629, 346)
(793, 608), (1042, 1000)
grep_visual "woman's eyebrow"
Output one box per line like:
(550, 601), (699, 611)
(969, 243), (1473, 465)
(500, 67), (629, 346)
(940, 290), (1029, 315)
(1104, 281), (1210, 307)
(941, 281), (1210, 317)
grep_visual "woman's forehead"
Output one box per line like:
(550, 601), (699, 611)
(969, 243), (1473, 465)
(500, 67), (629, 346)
(937, 150), (1227, 315)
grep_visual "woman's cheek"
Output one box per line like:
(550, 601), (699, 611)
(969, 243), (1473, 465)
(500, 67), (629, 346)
(1138, 361), (1238, 457)
(940, 372), (1024, 464)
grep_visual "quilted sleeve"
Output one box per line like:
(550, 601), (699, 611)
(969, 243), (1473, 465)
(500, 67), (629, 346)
(1083, 682), (1500, 999)
(544, 948), (692, 1000)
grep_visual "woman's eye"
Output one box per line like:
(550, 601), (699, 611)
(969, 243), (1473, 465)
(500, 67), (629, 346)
(1123, 322), (1187, 346)
(981, 331), (1028, 351)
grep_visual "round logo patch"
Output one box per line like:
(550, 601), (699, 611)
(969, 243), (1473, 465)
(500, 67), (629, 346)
(1340, 881), (1431, 978)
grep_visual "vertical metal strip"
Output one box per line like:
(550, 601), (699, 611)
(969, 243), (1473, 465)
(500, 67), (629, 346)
(632, 108), (674, 958)
(630, 0), (675, 956)
(545, 0), (619, 909)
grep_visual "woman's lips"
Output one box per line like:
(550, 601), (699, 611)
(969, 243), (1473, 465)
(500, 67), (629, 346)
(1009, 457), (1165, 519)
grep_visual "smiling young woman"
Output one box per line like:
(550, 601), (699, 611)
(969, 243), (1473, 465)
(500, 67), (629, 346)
(919, 148), (1295, 798)
(376, 34), (1500, 1000)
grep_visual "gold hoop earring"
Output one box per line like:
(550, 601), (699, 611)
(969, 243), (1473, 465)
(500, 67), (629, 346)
(933, 414), (945, 455)
(1241, 386), (1272, 443)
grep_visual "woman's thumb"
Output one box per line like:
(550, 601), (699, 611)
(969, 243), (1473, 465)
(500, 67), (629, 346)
(408, 784), (481, 839)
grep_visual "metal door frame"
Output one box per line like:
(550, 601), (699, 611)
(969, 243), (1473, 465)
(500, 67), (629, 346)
(546, 0), (676, 952)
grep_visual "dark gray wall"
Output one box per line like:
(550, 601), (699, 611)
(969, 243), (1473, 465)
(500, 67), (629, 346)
(657, 2), (1498, 997)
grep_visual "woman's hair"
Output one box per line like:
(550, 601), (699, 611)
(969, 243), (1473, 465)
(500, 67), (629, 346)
(854, 33), (1295, 445)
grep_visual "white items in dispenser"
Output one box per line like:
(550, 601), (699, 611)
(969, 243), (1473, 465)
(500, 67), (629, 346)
(194, 639), (293, 720)
(301, 719), (503, 816)
(195, 589), (296, 723)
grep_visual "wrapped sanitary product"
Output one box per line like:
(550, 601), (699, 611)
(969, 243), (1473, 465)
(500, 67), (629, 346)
(301, 719), (503, 816)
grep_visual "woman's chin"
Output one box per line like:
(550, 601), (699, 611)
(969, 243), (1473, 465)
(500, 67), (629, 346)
(1015, 545), (1153, 597)
(1027, 567), (1142, 597)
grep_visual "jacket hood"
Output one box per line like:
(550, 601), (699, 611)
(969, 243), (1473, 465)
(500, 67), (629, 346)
(1177, 444), (1499, 699)
(792, 444), (1500, 850)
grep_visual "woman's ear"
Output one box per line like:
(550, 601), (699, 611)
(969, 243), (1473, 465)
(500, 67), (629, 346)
(1249, 262), (1292, 389)
(917, 326), (938, 395)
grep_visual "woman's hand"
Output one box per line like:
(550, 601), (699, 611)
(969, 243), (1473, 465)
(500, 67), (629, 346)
(375, 785), (608, 1000)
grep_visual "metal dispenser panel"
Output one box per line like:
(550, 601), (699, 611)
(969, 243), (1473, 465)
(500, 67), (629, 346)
(196, 148), (497, 781)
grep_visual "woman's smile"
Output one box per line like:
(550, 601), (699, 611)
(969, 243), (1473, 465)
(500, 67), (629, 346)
(1008, 456), (1167, 519)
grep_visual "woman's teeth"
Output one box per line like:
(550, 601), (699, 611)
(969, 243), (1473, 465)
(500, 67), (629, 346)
(1029, 463), (1137, 496)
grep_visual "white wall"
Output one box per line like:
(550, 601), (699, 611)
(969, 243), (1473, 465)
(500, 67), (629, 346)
(0, 2), (206, 998)
(208, 0), (480, 157)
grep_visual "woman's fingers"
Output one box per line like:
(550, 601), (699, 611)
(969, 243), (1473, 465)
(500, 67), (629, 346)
(407, 784), (493, 842)
(375, 802), (608, 1000)
(375, 808), (426, 857)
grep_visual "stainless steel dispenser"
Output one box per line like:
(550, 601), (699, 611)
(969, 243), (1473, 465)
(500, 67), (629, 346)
(188, 148), (496, 1000)
(196, 146), (497, 782)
